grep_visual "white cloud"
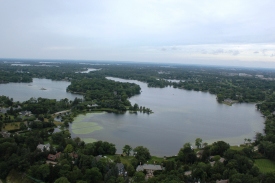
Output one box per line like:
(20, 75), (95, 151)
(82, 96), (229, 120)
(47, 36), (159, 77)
(0, 0), (275, 67)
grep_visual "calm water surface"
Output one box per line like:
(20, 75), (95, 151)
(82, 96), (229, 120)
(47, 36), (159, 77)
(0, 78), (82, 102)
(70, 77), (264, 156)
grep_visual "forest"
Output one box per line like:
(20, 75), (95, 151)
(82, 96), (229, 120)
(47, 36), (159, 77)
(1, 59), (275, 182)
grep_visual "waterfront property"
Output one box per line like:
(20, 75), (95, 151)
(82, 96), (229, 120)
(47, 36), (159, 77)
(136, 164), (163, 178)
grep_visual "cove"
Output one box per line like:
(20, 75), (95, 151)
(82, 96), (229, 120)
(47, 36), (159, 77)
(0, 78), (83, 102)
(70, 77), (264, 156)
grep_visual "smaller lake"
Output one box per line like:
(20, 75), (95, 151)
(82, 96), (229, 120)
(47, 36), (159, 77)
(76, 68), (101, 73)
(0, 78), (83, 102)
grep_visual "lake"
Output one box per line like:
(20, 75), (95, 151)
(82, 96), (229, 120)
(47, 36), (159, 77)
(70, 77), (264, 156)
(0, 78), (83, 102)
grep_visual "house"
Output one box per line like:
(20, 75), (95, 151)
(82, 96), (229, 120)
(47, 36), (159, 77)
(37, 143), (50, 152)
(216, 179), (229, 183)
(136, 164), (163, 178)
(19, 110), (32, 116)
(116, 163), (125, 176)
(209, 156), (225, 166)
(0, 131), (11, 138)
(87, 104), (99, 108)
(69, 152), (78, 159)
(0, 107), (9, 114)
(95, 155), (102, 162)
(47, 152), (61, 161)
(184, 170), (192, 176)
(196, 150), (204, 158)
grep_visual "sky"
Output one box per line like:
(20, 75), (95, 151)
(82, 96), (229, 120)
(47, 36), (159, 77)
(0, 0), (275, 67)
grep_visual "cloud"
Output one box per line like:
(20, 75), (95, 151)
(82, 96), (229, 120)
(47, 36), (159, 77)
(228, 50), (240, 56)
(0, 0), (275, 68)
(212, 49), (224, 55)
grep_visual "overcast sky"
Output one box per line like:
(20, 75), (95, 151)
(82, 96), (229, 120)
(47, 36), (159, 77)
(0, 0), (275, 67)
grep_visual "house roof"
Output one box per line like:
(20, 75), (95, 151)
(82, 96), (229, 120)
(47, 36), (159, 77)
(95, 155), (102, 161)
(69, 152), (78, 159)
(37, 143), (50, 152)
(216, 180), (229, 183)
(47, 152), (61, 161)
(116, 163), (124, 170)
(0, 131), (11, 138)
(136, 164), (163, 172)
(184, 171), (192, 176)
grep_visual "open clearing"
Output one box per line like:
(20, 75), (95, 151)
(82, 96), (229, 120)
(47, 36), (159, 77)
(255, 159), (275, 173)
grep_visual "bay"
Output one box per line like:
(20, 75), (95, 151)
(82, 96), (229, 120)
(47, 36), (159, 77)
(0, 78), (83, 102)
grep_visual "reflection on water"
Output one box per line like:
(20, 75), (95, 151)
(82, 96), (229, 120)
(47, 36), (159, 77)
(71, 77), (264, 156)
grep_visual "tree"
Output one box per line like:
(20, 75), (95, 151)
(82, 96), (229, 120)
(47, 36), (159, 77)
(127, 164), (135, 176)
(54, 177), (70, 183)
(64, 144), (73, 153)
(84, 167), (102, 183)
(210, 141), (230, 156)
(123, 145), (132, 156)
(195, 138), (202, 149)
(133, 171), (145, 183)
(133, 146), (151, 163)
(178, 143), (197, 164)
(20, 122), (27, 130)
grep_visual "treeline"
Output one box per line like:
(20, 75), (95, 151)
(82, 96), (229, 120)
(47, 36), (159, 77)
(96, 64), (275, 103)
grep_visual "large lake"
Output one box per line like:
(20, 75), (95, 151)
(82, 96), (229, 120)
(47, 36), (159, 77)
(0, 78), (82, 102)
(70, 77), (264, 156)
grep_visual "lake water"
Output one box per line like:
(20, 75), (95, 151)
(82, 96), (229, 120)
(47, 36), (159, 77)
(70, 77), (264, 156)
(0, 78), (83, 102)
(76, 68), (101, 73)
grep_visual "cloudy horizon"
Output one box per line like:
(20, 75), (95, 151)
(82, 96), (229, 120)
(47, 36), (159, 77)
(0, 0), (275, 67)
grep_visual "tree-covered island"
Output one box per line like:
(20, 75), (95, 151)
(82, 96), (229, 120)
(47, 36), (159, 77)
(1, 60), (275, 182)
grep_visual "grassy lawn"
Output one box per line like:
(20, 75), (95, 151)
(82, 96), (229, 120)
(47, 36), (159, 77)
(255, 159), (275, 173)
(2, 122), (21, 131)
(53, 121), (63, 126)
(6, 169), (33, 183)
(107, 155), (135, 166)
(148, 156), (164, 164)
(230, 145), (245, 151)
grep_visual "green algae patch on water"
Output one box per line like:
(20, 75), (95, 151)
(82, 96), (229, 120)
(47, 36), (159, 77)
(72, 113), (103, 134)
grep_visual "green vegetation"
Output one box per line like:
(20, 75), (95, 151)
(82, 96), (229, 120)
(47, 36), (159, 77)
(2, 60), (275, 182)
(6, 169), (33, 183)
(255, 159), (275, 173)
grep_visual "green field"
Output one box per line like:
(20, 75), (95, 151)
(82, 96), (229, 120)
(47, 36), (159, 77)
(255, 159), (275, 173)
(230, 145), (245, 151)
(2, 122), (21, 131)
